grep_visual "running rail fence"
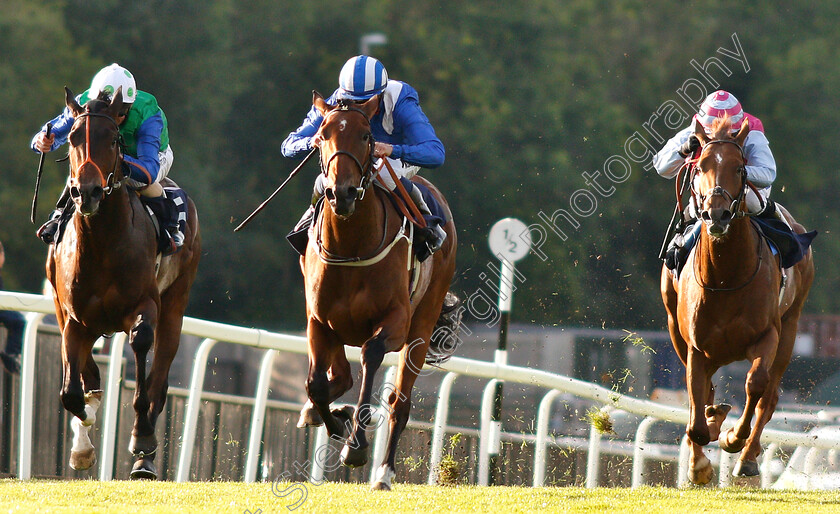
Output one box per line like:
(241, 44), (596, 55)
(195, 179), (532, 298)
(2, 291), (839, 487)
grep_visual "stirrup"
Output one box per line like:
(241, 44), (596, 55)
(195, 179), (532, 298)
(426, 224), (447, 253)
(36, 210), (63, 244)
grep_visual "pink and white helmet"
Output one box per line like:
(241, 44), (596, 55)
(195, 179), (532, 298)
(696, 90), (744, 133)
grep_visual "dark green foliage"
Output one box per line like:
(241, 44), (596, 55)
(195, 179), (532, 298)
(1, 1), (837, 332)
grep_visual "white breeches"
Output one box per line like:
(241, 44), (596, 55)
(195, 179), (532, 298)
(375, 157), (419, 191)
(126, 145), (174, 189)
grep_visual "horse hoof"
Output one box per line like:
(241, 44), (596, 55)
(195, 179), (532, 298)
(297, 400), (324, 428)
(719, 428), (746, 453)
(69, 448), (96, 470)
(130, 458), (157, 480)
(371, 465), (396, 491)
(331, 405), (355, 436)
(688, 456), (714, 485)
(340, 443), (369, 468)
(371, 481), (391, 491)
(704, 403), (732, 420)
(732, 459), (760, 477)
(332, 405), (354, 422)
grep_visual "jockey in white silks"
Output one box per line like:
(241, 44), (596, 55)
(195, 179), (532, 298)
(653, 90), (787, 271)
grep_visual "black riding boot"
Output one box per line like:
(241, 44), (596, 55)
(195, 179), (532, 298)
(405, 180), (446, 261)
(286, 175), (326, 255)
(141, 193), (183, 255)
(37, 184), (73, 244)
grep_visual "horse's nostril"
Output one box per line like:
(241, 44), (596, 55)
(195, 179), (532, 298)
(701, 211), (712, 221)
(721, 211), (732, 222)
(70, 187), (81, 199)
(346, 186), (358, 199)
(91, 186), (104, 201)
(325, 188), (335, 201)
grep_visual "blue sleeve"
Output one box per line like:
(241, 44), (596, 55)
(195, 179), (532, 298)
(124, 112), (163, 184)
(30, 107), (76, 153)
(281, 105), (324, 159)
(389, 91), (445, 168)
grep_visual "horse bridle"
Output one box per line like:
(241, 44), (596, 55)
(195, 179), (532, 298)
(71, 110), (127, 196)
(690, 139), (749, 220)
(318, 102), (376, 201)
(690, 138), (764, 292)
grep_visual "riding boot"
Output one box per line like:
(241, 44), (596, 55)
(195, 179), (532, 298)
(664, 221), (700, 271)
(759, 199), (793, 231)
(286, 176), (327, 256)
(140, 193), (182, 255)
(37, 184), (73, 244)
(162, 190), (185, 249)
(406, 181), (447, 255)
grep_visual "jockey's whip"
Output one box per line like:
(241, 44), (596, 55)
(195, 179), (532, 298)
(234, 147), (318, 232)
(30, 123), (52, 224)
(658, 159), (692, 260)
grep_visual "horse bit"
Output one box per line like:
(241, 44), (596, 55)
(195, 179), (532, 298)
(318, 102), (377, 200)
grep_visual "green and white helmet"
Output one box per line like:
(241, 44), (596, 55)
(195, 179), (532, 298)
(89, 63), (136, 104)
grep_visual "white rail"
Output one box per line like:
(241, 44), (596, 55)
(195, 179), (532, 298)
(3, 290), (840, 487)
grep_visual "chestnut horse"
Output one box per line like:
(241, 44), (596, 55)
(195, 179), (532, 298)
(298, 92), (457, 490)
(47, 87), (201, 479)
(661, 118), (814, 485)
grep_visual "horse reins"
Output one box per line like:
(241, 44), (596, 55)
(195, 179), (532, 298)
(72, 110), (127, 195)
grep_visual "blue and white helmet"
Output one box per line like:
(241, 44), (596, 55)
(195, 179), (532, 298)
(338, 55), (388, 101)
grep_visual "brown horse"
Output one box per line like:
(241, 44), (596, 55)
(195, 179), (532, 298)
(297, 92), (457, 490)
(46, 87), (201, 479)
(661, 118), (814, 485)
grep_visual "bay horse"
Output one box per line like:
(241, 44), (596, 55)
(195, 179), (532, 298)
(46, 87), (201, 479)
(661, 117), (814, 485)
(298, 92), (457, 490)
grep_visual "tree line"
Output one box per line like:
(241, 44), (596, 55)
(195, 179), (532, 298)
(1, 0), (838, 333)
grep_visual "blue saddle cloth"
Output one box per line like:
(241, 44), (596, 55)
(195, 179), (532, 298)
(752, 217), (817, 268)
(396, 177), (447, 227)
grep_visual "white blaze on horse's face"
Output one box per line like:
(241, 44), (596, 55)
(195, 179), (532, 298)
(339, 119), (347, 132)
(697, 143), (745, 238)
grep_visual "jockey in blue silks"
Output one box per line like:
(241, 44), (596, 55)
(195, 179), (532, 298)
(282, 55), (447, 259)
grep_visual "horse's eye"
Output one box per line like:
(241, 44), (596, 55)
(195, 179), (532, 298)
(362, 133), (370, 141)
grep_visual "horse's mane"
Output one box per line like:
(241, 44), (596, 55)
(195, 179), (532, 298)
(710, 115), (734, 140)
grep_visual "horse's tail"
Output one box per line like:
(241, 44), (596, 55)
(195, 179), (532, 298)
(425, 291), (463, 366)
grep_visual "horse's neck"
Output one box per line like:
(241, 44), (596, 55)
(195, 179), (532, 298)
(319, 191), (387, 255)
(697, 218), (759, 285)
(74, 189), (135, 247)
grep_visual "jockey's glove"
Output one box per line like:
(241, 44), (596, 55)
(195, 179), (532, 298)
(678, 135), (701, 158)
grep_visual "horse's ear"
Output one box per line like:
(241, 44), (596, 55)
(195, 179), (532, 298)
(313, 90), (329, 116)
(109, 86), (125, 114)
(694, 118), (709, 145)
(359, 94), (380, 119)
(734, 118), (750, 146)
(65, 86), (83, 117)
